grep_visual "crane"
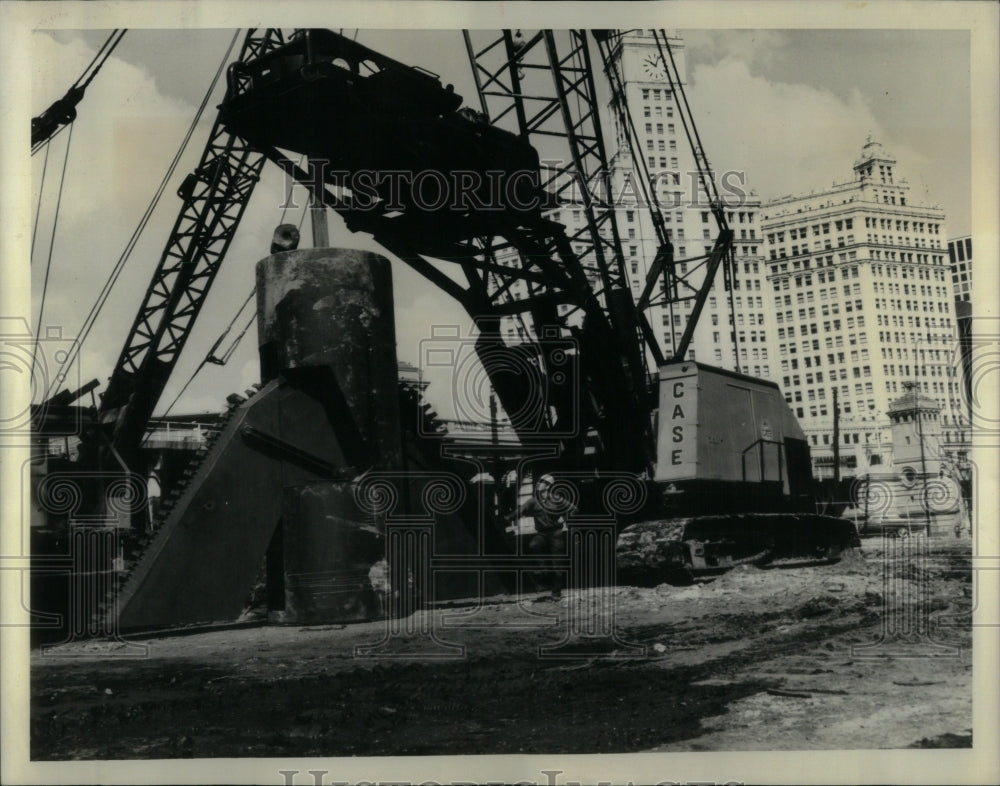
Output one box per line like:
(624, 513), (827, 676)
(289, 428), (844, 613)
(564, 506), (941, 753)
(590, 29), (739, 366)
(217, 28), (659, 476)
(94, 29), (288, 475)
(463, 29), (659, 469)
(33, 29), (856, 632)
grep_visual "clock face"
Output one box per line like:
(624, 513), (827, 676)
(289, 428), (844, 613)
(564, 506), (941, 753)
(642, 53), (666, 80)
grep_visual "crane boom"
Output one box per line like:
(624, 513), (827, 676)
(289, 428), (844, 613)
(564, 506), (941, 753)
(214, 29), (658, 473)
(593, 29), (738, 364)
(73, 27), (857, 634)
(464, 28), (659, 470)
(98, 29), (287, 466)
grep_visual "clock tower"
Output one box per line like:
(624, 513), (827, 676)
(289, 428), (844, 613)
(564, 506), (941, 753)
(603, 29), (688, 173)
(595, 30), (770, 380)
(641, 51), (667, 80)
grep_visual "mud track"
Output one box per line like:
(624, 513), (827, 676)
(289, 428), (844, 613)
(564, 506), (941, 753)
(31, 537), (972, 758)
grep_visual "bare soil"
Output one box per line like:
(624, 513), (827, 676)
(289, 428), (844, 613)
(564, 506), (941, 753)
(30, 536), (972, 759)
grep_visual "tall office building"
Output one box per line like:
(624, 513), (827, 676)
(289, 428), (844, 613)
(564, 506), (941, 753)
(761, 137), (969, 477)
(551, 29), (772, 375)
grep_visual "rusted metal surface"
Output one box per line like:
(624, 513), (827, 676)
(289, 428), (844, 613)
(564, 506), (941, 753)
(116, 379), (343, 630)
(115, 248), (404, 630)
(256, 247), (402, 471)
(256, 248), (402, 622)
(280, 482), (384, 624)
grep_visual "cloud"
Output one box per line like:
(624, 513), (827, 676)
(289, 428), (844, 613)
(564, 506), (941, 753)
(31, 28), (956, 425)
(686, 56), (931, 208)
(32, 33), (201, 223)
(683, 29), (788, 75)
(31, 32), (219, 396)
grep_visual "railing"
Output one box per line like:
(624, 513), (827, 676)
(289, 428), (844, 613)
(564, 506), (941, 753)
(142, 420), (214, 448)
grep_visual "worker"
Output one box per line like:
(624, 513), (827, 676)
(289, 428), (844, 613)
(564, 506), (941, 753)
(508, 473), (573, 601)
(146, 459), (162, 535)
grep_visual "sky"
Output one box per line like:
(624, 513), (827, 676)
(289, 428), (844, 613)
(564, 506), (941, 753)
(681, 29), (969, 222)
(28, 26), (973, 420)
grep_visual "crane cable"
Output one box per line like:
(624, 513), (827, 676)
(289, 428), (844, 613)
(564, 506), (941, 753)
(74, 29), (127, 91)
(31, 29), (126, 157)
(652, 32), (719, 211)
(652, 30), (741, 369)
(32, 117), (70, 157)
(31, 122), (75, 381)
(572, 32), (676, 344)
(146, 287), (257, 434)
(31, 142), (52, 256)
(44, 29), (241, 402)
(278, 153), (306, 227)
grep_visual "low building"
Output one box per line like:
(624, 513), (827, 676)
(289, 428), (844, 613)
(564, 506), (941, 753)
(855, 383), (966, 535)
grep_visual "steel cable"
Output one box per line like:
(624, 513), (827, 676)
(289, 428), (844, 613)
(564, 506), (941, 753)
(32, 122), (74, 381)
(45, 30), (241, 401)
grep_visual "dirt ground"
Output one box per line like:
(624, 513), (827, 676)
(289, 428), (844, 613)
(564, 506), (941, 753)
(30, 535), (972, 759)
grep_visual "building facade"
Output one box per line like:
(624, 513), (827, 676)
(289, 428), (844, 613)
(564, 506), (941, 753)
(490, 38), (971, 481)
(947, 235), (973, 302)
(946, 237), (973, 423)
(761, 137), (969, 477)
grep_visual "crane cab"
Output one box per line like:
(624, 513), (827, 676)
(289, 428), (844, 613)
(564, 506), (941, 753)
(655, 361), (814, 514)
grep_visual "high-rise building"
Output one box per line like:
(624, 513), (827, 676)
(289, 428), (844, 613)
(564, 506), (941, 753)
(761, 137), (969, 477)
(551, 29), (771, 374)
(947, 235), (973, 302)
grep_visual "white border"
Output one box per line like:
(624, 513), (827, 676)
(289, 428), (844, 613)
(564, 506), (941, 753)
(2, 2), (997, 784)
